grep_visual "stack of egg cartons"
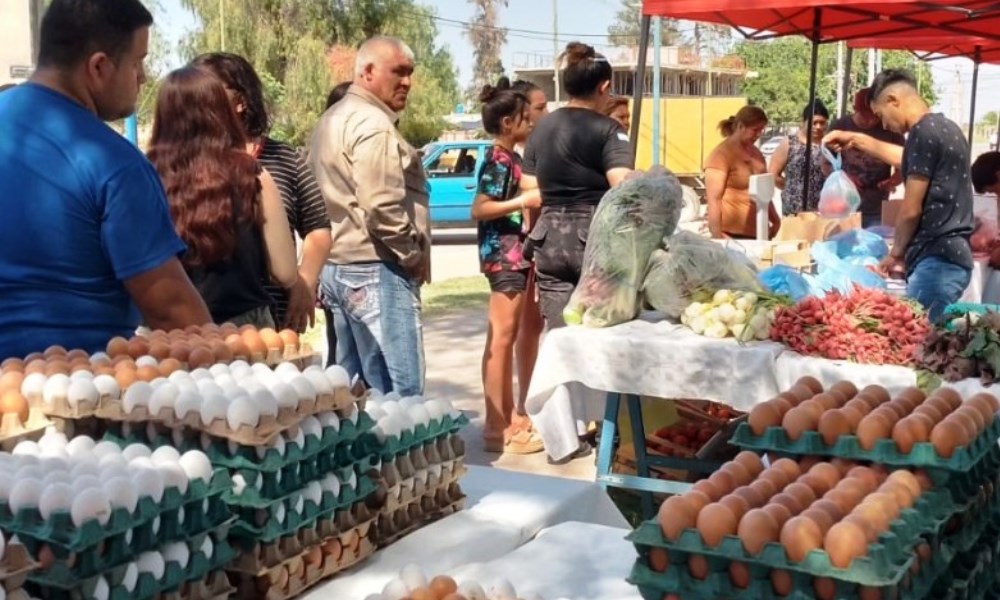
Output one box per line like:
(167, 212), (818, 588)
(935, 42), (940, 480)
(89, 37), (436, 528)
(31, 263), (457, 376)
(364, 393), (468, 547)
(0, 431), (233, 600)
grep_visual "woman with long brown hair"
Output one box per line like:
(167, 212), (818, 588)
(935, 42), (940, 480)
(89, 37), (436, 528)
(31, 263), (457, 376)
(147, 67), (297, 327)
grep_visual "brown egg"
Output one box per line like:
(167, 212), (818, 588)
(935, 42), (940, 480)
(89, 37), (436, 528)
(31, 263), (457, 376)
(733, 485), (765, 509)
(829, 381), (858, 401)
(70, 359), (91, 373)
(24, 359), (46, 376)
(1, 358), (24, 373)
(734, 451), (764, 476)
(924, 396), (953, 419)
(242, 329), (267, 358)
(882, 401), (910, 420)
(798, 399), (827, 421)
(879, 481), (915, 509)
(771, 569), (794, 596)
(872, 405), (902, 426)
(784, 482), (818, 509)
(808, 463), (842, 491)
(65, 348), (88, 361)
(818, 409), (852, 445)
(845, 398), (874, 416)
(750, 478), (779, 503)
(798, 455), (822, 472)
(866, 492), (901, 521)
(723, 461), (754, 486)
(773, 393), (798, 412)
(135, 365), (159, 382)
(696, 502), (738, 547)
(968, 393), (998, 424)
(166, 328), (187, 341)
(657, 495), (698, 541)
(259, 328), (283, 353)
(947, 411), (978, 442)
(0, 389), (30, 424)
(708, 470), (738, 496)
(278, 329), (299, 350)
(823, 488), (857, 515)
(687, 554), (710, 580)
(796, 376), (824, 395)
(797, 473), (831, 497)
(956, 406), (985, 435)
(158, 358), (183, 377)
(648, 548), (669, 572)
(771, 458), (803, 482)
(219, 322), (239, 336)
(684, 490), (712, 512)
(930, 387), (961, 410)
(762, 502), (793, 528)
(886, 470), (922, 500)
(23, 352), (44, 363)
(842, 512), (878, 543)
(856, 412), (893, 451)
(188, 346), (215, 369)
(788, 383), (817, 403)
(0, 370), (24, 394)
(169, 342), (192, 364)
(783, 408), (818, 441)
(892, 418), (925, 455)
(770, 492), (804, 516)
(812, 498), (846, 523)
(45, 360), (70, 376)
(830, 458), (856, 476)
(209, 340), (234, 363)
(972, 392), (1000, 413)
(749, 402), (784, 436)
(814, 577), (838, 600)
(738, 508), (779, 554)
(812, 393), (842, 411)
(720, 493), (751, 521)
(913, 470), (933, 492)
(860, 385), (891, 406)
(692, 478), (723, 502)
(148, 341), (171, 361)
(800, 507), (835, 535)
(184, 324), (203, 336)
(112, 355), (136, 368)
(126, 337), (149, 359)
(94, 365), (115, 377)
(43, 344), (67, 358)
(147, 329), (169, 340)
(761, 469), (792, 491)
(835, 477), (872, 506)
(824, 520), (868, 568)
(225, 335), (251, 360)
(780, 516), (823, 563)
(729, 561), (751, 589)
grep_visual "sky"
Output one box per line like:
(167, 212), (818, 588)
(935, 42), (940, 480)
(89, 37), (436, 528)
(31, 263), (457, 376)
(158, 0), (1000, 124)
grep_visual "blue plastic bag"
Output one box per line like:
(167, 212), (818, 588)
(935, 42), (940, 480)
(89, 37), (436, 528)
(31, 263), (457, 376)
(811, 240), (886, 294)
(760, 265), (813, 302)
(818, 147), (862, 219)
(828, 229), (889, 261)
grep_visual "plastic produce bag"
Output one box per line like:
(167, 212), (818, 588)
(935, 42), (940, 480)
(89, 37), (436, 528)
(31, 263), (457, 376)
(563, 167), (684, 328)
(828, 228), (888, 261)
(642, 232), (762, 319)
(970, 214), (998, 254)
(818, 147), (862, 219)
(811, 240), (886, 294)
(760, 265), (814, 302)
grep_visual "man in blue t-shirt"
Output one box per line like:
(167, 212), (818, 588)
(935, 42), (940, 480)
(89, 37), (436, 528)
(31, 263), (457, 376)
(0, 0), (210, 359)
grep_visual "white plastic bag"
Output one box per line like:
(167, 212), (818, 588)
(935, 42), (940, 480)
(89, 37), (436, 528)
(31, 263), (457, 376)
(818, 147), (861, 219)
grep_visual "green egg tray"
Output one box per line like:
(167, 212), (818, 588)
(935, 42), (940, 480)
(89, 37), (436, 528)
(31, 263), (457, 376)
(368, 414), (469, 459)
(0, 469), (231, 553)
(925, 443), (1000, 503)
(229, 474), (376, 543)
(629, 488), (959, 587)
(226, 453), (378, 508)
(730, 416), (1000, 472)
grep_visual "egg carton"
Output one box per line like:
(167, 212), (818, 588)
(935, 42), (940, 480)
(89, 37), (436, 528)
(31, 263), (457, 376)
(225, 455), (376, 509)
(157, 570), (234, 600)
(925, 443), (1000, 503)
(229, 473), (376, 544)
(229, 496), (378, 574)
(0, 543), (40, 591)
(374, 484), (466, 549)
(47, 416), (108, 442)
(628, 487), (961, 587)
(940, 484), (1000, 554)
(26, 527), (236, 600)
(381, 459), (467, 514)
(231, 522), (377, 600)
(0, 409), (54, 452)
(369, 413), (469, 460)
(729, 416), (1000, 472)
(0, 468), (231, 553)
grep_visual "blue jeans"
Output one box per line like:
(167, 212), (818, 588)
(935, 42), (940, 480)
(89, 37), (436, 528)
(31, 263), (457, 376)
(319, 262), (424, 396)
(906, 256), (971, 323)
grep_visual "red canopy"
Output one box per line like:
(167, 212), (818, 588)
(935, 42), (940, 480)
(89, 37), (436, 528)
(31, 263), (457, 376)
(642, 0), (1000, 43)
(848, 35), (1000, 65)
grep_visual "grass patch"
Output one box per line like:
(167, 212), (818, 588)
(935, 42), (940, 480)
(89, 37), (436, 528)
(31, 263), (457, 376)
(422, 276), (490, 314)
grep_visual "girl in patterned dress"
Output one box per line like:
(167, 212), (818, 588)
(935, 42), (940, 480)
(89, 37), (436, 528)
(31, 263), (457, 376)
(471, 78), (545, 454)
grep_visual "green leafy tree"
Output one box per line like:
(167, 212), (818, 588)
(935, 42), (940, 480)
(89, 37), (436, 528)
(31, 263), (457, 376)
(607, 0), (681, 47)
(466, 0), (507, 108)
(981, 111), (999, 128)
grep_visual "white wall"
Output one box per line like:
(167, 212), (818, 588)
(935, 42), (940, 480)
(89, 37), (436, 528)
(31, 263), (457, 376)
(0, 1), (34, 86)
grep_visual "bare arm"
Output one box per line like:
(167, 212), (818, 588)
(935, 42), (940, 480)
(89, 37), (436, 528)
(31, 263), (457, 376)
(471, 189), (541, 221)
(768, 138), (790, 190)
(607, 168), (632, 188)
(298, 229), (331, 290)
(259, 170), (298, 289)
(704, 148), (730, 239)
(125, 258), (211, 329)
(823, 130), (903, 169)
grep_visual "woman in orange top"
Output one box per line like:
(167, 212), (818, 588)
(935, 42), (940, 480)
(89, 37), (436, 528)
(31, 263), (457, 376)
(704, 106), (780, 239)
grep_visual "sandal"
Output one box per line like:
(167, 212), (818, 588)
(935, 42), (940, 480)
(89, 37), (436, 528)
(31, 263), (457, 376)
(482, 428), (545, 455)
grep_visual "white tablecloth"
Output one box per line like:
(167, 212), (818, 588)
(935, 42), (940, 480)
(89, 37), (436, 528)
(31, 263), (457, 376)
(526, 314), (920, 461)
(304, 466), (629, 599)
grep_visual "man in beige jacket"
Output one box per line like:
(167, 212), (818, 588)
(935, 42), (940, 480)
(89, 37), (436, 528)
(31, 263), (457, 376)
(310, 36), (431, 396)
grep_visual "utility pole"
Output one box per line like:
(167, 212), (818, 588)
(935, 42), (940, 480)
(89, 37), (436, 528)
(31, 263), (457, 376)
(552, 0), (560, 104)
(867, 48), (876, 83)
(839, 46), (854, 117)
(835, 42), (844, 118)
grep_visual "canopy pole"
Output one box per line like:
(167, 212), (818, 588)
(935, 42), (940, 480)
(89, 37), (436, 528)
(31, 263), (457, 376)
(839, 46), (854, 117)
(652, 17), (662, 166)
(968, 46), (981, 148)
(629, 15), (651, 159)
(802, 8), (822, 211)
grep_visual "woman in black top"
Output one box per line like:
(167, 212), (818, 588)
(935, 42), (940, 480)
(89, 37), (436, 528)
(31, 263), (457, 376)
(147, 67), (298, 327)
(521, 42), (635, 329)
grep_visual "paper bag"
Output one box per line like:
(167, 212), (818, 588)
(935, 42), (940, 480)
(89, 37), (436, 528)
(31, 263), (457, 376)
(774, 211), (861, 243)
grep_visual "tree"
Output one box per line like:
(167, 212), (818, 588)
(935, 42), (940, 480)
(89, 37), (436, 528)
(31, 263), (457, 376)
(607, 0), (682, 47)
(466, 0), (507, 107)
(982, 111), (999, 128)
(179, 0), (459, 146)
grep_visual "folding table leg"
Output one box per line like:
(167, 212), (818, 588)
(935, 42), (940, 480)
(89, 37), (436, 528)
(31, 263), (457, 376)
(595, 392), (620, 489)
(626, 394), (655, 519)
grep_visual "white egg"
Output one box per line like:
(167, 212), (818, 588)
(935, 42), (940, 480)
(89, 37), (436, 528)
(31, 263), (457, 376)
(195, 379), (224, 397)
(341, 470), (357, 492)
(42, 470), (71, 486)
(135, 355), (158, 369)
(457, 581), (488, 600)
(238, 377), (266, 396)
(214, 374), (237, 389)
(151, 515), (161, 535)
(384, 391), (402, 402)
(275, 502), (286, 524)
(148, 382), (180, 415)
(176, 380), (199, 394)
(122, 381), (154, 414)
(440, 398), (460, 417)
(396, 412), (414, 433)
(372, 423), (388, 444)
(20, 372), (47, 401)
(70, 486), (112, 526)
(364, 595), (385, 600)
(89, 351), (111, 364)
(70, 461), (101, 478)
(398, 396), (422, 409)
(39, 447), (70, 463)
(98, 464), (129, 483)
(38, 430), (69, 450)
(291, 494), (304, 515)
(317, 411), (340, 432)
(15, 465), (45, 482)
(251, 362), (273, 376)
(199, 535), (214, 559)
(174, 390), (203, 420)
(70, 370), (94, 381)
(303, 365), (324, 376)
(487, 579), (518, 600)
(274, 362), (301, 381)
(41, 374), (71, 407)
(285, 427), (305, 450)
(250, 388), (279, 417)
(129, 467), (165, 502)
(231, 474), (247, 496)
(270, 382), (299, 410)
(136, 551), (165, 579)
(400, 563), (428, 590)
(158, 462), (189, 494)
(380, 415), (401, 439)
(304, 370), (333, 397)
(199, 393), (229, 426)
(189, 368), (213, 381)
(151, 446), (181, 465)
(424, 400), (445, 423)
(255, 435), (286, 460)
(149, 377), (169, 391)
(92, 374), (120, 400)
(209, 364), (231, 379)
(162, 541), (190, 568)
(299, 416), (322, 439)
(98, 453), (127, 470)
(92, 441), (122, 460)
(382, 578), (411, 600)
(345, 403), (360, 425)
(366, 406), (387, 422)
(102, 477), (139, 513)
(254, 370), (279, 389)
(65, 436), (96, 457)
(178, 451), (213, 483)
(0, 478), (13, 502)
(71, 474), (100, 495)
(167, 370), (194, 386)
(121, 562), (139, 592)
(38, 482), (74, 519)
(324, 365), (351, 389)
(226, 396), (261, 431)
(381, 401), (403, 417)
(320, 473), (341, 498)
(92, 575), (110, 600)
(289, 375), (317, 403)
(121, 443), (152, 462)
(228, 360), (252, 378)
(303, 481), (323, 505)
(519, 593), (544, 600)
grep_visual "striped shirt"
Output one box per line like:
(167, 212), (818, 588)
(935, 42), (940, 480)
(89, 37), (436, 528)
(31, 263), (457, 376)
(257, 137), (330, 324)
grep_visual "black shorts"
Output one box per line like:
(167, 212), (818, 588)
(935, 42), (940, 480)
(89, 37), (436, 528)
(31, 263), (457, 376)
(486, 269), (530, 293)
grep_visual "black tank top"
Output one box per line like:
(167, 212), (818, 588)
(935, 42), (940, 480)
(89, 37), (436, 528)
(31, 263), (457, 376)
(185, 193), (272, 323)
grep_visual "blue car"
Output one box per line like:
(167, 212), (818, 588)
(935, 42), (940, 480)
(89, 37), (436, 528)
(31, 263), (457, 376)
(422, 140), (493, 226)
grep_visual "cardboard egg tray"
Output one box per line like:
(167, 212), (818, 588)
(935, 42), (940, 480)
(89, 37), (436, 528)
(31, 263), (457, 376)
(628, 485), (961, 587)
(27, 528), (236, 600)
(374, 483), (466, 549)
(48, 416), (108, 441)
(730, 416), (1000, 472)
(157, 571), (234, 600)
(231, 520), (377, 600)
(26, 390), (103, 421)
(381, 459), (467, 515)
(0, 468), (231, 553)
(0, 543), (41, 592)
(371, 414), (469, 460)
(0, 408), (54, 452)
